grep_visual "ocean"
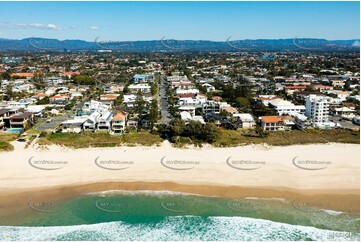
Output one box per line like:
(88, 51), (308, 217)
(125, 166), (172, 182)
(0, 190), (359, 241)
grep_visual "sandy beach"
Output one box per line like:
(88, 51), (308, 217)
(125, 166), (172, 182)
(0, 141), (359, 220)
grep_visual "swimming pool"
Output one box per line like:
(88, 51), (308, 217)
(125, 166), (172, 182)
(6, 128), (23, 133)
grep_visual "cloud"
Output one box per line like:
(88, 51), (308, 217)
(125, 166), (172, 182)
(90, 26), (100, 30)
(0, 23), (63, 30)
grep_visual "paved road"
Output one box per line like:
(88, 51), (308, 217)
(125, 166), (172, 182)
(158, 75), (171, 124)
(36, 111), (72, 131)
(330, 115), (360, 130)
(37, 96), (89, 131)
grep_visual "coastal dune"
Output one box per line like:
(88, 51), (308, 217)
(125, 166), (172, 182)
(0, 142), (359, 218)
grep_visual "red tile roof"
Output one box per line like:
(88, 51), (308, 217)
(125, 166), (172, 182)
(284, 85), (307, 90)
(112, 111), (126, 121)
(261, 116), (283, 123)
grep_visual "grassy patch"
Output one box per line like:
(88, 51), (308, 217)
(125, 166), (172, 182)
(0, 141), (14, 152)
(0, 133), (17, 152)
(121, 132), (163, 146)
(214, 129), (360, 147)
(34, 128), (360, 149)
(43, 131), (163, 148)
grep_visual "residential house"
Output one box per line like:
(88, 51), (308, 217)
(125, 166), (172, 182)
(0, 109), (10, 130)
(233, 113), (255, 129)
(97, 111), (113, 130)
(284, 85), (307, 95)
(111, 111), (127, 134)
(330, 107), (356, 119)
(32, 93), (50, 100)
(50, 94), (70, 104)
(100, 93), (120, 101)
(171, 81), (195, 90)
(61, 117), (87, 133)
(268, 98), (306, 115)
(331, 80), (345, 88)
(202, 101), (222, 114)
(176, 89), (199, 95)
(83, 111), (101, 130)
(280, 115), (295, 131)
(221, 105), (239, 115)
(133, 74), (154, 84)
(289, 112), (312, 130)
(180, 110), (205, 124)
(260, 116), (285, 131)
(9, 112), (33, 129)
(202, 83), (215, 92)
(128, 83), (151, 94)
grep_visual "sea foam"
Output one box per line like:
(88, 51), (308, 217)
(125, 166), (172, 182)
(0, 216), (359, 241)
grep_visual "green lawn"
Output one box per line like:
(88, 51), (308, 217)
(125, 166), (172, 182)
(0, 133), (17, 152)
(213, 129), (360, 147)
(35, 128), (359, 149)
(42, 131), (163, 148)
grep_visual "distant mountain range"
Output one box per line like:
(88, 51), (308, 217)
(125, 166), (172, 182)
(0, 37), (359, 52)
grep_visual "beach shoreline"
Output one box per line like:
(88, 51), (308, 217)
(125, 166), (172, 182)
(0, 142), (359, 224)
(0, 181), (359, 225)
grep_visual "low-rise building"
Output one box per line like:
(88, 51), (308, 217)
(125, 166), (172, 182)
(133, 74), (154, 84)
(111, 111), (127, 134)
(128, 83), (151, 94)
(268, 98), (306, 115)
(260, 116), (284, 131)
(233, 113), (255, 129)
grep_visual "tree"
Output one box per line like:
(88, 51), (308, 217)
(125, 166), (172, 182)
(150, 82), (158, 96)
(255, 126), (269, 138)
(148, 100), (159, 130)
(202, 123), (220, 143)
(0, 72), (10, 80)
(236, 97), (250, 111)
(169, 119), (186, 136)
(113, 92), (124, 107)
(36, 96), (50, 105)
(4, 83), (14, 101)
(134, 91), (147, 131)
(32, 74), (46, 90)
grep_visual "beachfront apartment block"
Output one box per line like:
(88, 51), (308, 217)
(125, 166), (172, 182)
(305, 95), (331, 127)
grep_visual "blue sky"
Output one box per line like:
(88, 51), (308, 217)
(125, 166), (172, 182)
(0, 1), (359, 41)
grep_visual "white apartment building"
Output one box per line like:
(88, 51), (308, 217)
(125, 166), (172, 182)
(176, 89), (199, 95)
(268, 99), (306, 115)
(305, 95), (332, 128)
(128, 84), (151, 94)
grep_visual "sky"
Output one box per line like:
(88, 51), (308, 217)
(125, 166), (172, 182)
(0, 1), (359, 41)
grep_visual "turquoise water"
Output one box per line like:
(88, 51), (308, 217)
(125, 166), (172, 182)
(0, 191), (359, 241)
(6, 128), (23, 133)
